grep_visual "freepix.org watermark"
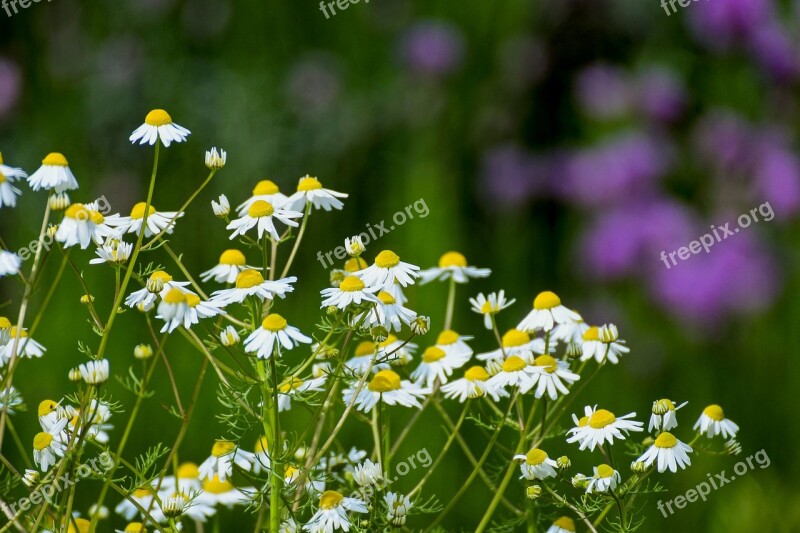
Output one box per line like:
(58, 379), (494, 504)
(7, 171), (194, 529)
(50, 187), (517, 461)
(349, 448), (431, 499)
(657, 449), (770, 518)
(2, 0), (53, 18)
(660, 0), (707, 16)
(660, 201), (774, 270)
(318, 0), (370, 20)
(316, 198), (430, 269)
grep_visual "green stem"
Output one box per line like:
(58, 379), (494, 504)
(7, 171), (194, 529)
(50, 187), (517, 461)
(443, 278), (457, 330)
(409, 400), (469, 497)
(280, 203), (311, 278)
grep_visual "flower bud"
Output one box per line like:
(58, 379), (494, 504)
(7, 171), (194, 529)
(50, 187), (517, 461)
(211, 194), (230, 218)
(162, 496), (185, 519)
(49, 192), (71, 211)
(219, 326), (240, 347)
(205, 147), (227, 170)
(724, 439), (742, 456)
(22, 469), (39, 487)
(134, 344), (154, 360)
(600, 323), (619, 343)
(68, 367), (82, 383)
(526, 485), (542, 500)
(410, 315), (430, 336)
(325, 306), (339, 317)
(344, 235), (365, 257)
(370, 326), (389, 343)
(571, 474), (589, 489)
(329, 269), (346, 286)
(556, 456), (571, 470)
(630, 461), (648, 474)
(80, 294), (95, 305)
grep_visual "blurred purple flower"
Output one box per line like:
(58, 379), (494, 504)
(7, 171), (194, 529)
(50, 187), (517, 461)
(286, 54), (342, 118)
(692, 111), (755, 174)
(480, 144), (547, 208)
(753, 142), (800, 218)
(634, 67), (686, 124)
(748, 22), (799, 81)
(688, 0), (773, 49)
(400, 21), (465, 77)
(574, 63), (632, 120)
(0, 59), (21, 119)
(558, 132), (673, 208)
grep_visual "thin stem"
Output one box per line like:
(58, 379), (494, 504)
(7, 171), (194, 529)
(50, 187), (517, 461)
(280, 203), (311, 278)
(443, 278), (456, 330)
(409, 400), (469, 497)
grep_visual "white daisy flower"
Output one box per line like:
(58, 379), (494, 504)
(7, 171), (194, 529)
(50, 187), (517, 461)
(278, 376), (327, 412)
(344, 235), (365, 257)
(205, 147), (226, 169)
(0, 386), (23, 415)
(586, 464), (621, 493)
(0, 316), (9, 344)
(344, 341), (383, 375)
(227, 199), (302, 241)
(32, 418), (68, 471)
(236, 180), (290, 216)
(79, 359), (109, 385)
(303, 490), (367, 533)
(124, 271), (190, 310)
(244, 314), (312, 359)
(486, 355), (537, 394)
(649, 399), (688, 433)
(159, 462), (204, 496)
(693, 404), (739, 439)
(197, 440), (257, 482)
(89, 238), (132, 265)
(129, 109), (190, 147)
(418, 251), (491, 285)
(343, 370), (430, 412)
(0, 170), (22, 208)
(210, 269), (296, 306)
(441, 366), (508, 402)
(551, 316), (588, 346)
(477, 329), (545, 371)
(1, 327), (46, 362)
(353, 290), (416, 332)
(211, 194), (230, 218)
(352, 459), (384, 488)
(580, 324), (629, 364)
(37, 399), (71, 432)
(566, 406), (644, 451)
(115, 488), (158, 521)
(27, 152), (79, 192)
(513, 448), (558, 481)
(219, 325), (240, 347)
(376, 334), (417, 366)
(343, 257), (368, 274)
(56, 202), (121, 249)
(546, 517), (577, 533)
(115, 202), (184, 238)
(434, 330), (474, 360)
(410, 345), (469, 387)
(197, 476), (253, 509)
(529, 355), (580, 400)
(200, 249), (259, 284)
(287, 175), (348, 212)
(469, 291), (516, 330)
(517, 291), (581, 333)
(355, 250), (419, 291)
(0, 153), (27, 180)
(320, 275), (380, 310)
(637, 431), (693, 473)
(279, 517), (298, 533)
(80, 399), (114, 443)
(384, 492), (411, 527)
(155, 287), (192, 332)
(0, 250), (21, 277)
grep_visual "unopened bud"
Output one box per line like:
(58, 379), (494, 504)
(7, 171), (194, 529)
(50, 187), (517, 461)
(526, 485), (542, 500)
(134, 344), (153, 360)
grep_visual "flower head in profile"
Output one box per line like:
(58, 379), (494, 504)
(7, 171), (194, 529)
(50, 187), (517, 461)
(649, 399), (688, 433)
(115, 202), (184, 238)
(546, 516), (577, 533)
(212, 194), (230, 218)
(125, 270), (191, 311)
(384, 492), (412, 527)
(486, 355), (537, 393)
(470, 291), (516, 329)
(0, 161), (23, 208)
(517, 291), (581, 332)
(410, 345), (469, 387)
(0, 326), (46, 362)
(636, 431), (692, 473)
(205, 147), (226, 169)
(355, 250), (419, 291)
(27, 152), (79, 192)
(477, 328), (544, 371)
(566, 406), (644, 451)
(227, 199), (303, 241)
(236, 180), (289, 216)
(90, 238), (132, 265)
(0, 152), (27, 181)
(79, 359), (109, 385)
(244, 313), (312, 359)
(441, 365), (508, 402)
(303, 490), (367, 533)
(129, 109), (190, 147)
(513, 448), (558, 480)
(418, 251), (491, 284)
(197, 440), (257, 482)
(32, 418), (67, 471)
(693, 404), (739, 439)
(201, 249), (259, 284)
(277, 375), (327, 412)
(55, 201), (121, 249)
(353, 290), (417, 332)
(320, 275), (380, 310)
(580, 324), (629, 364)
(343, 369), (430, 412)
(528, 354), (580, 400)
(210, 269), (296, 306)
(586, 464), (621, 493)
(287, 175), (348, 212)
(0, 250), (22, 277)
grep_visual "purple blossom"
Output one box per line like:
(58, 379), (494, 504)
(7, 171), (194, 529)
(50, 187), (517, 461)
(634, 67), (686, 123)
(574, 63), (632, 120)
(753, 143), (800, 218)
(400, 21), (465, 77)
(480, 144), (547, 208)
(0, 59), (21, 119)
(688, 0), (773, 49)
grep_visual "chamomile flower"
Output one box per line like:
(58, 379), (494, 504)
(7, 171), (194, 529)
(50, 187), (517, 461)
(343, 369), (430, 412)
(287, 175), (348, 212)
(115, 488), (157, 520)
(251, 436), (271, 473)
(344, 341), (382, 375)
(693, 404), (739, 439)
(0, 386), (23, 415)
(637, 431), (693, 473)
(470, 291), (516, 329)
(81, 399), (113, 443)
(1, 327), (46, 361)
(212, 194), (230, 217)
(210, 269), (296, 306)
(205, 147), (226, 169)
(410, 345), (468, 387)
(236, 180), (289, 215)
(355, 250), (419, 291)
(244, 314), (312, 359)
(115, 202), (184, 238)
(198, 475), (253, 509)
(278, 376), (327, 412)
(0, 250), (21, 277)
(418, 251), (491, 284)
(32, 418), (68, 471)
(0, 153), (27, 180)
(220, 325), (240, 347)
(513, 448), (558, 481)
(227, 199), (302, 241)
(303, 490), (368, 533)
(27, 152), (79, 192)
(586, 464), (621, 493)
(56, 202), (120, 249)
(201, 249), (259, 284)
(547, 517), (577, 533)
(352, 459), (384, 488)
(129, 109), (190, 147)
(580, 324), (629, 364)
(353, 290), (416, 332)
(155, 287), (191, 331)
(649, 399), (688, 433)
(89, 238), (132, 265)
(477, 329), (545, 370)
(320, 275), (380, 310)
(551, 316), (588, 346)
(486, 355), (537, 394)
(198, 440), (257, 482)
(0, 316), (9, 344)
(376, 334), (417, 366)
(125, 271), (190, 310)
(0, 170), (22, 208)
(566, 407), (644, 451)
(384, 492), (411, 527)
(441, 366), (508, 402)
(159, 462), (204, 496)
(529, 355), (580, 400)
(79, 359), (109, 385)
(38, 399), (69, 432)
(517, 291), (581, 332)
(344, 235), (365, 257)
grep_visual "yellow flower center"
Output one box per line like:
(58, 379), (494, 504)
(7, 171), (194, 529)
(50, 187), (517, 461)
(68, 518), (91, 533)
(9, 327), (26, 338)
(703, 404), (724, 421)
(235, 269), (265, 288)
(38, 400), (58, 417)
(33, 432), (53, 451)
(655, 432), (678, 449)
(255, 436), (269, 454)
(578, 416), (589, 427)
(150, 270), (172, 284)
(253, 180), (280, 196)
(525, 448), (547, 465)
(533, 291), (561, 310)
(144, 109), (173, 126)
(438, 251), (467, 268)
(339, 276), (365, 292)
(203, 475), (233, 494)
(377, 291), (396, 305)
(354, 341), (376, 357)
(219, 249), (246, 266)
(319, 490), (343, 510)
(422, 346), (446, 363)
(436, 330), (459, 345)
(378, 335), (398, 349)
(344, 257), (368, 273)
(262, 313), (287, 332)
(655, 399), (676, 412)
(64, 204), (104, 224)
(582, 326), (600, 342)
(534, 355), (558, 373)
(42, 152), (68, 167)
(0, 174), (5, 184)
(130, 202), (157, 220)
(280, 377), (304, 393)
(368, 370), (402, 392)
(123, 523), (145, 533)
(185, 293), (201, 308)
(502, 329), (530, 348)
(297, 176), (323, 192)
(480, 301), (493, 314)
(589, 409), (616, 429)
(464, 366), (490, 382)
(553, 517), (576, 532)
(247, 200), (275, 218)
(596, 464), (615, 478)
(211, 440), (236, 457)
(502, 356), (527, 373)
(0, 316), (10, 329)
(374, 250), (400, 268)
(132, 487), (151, 498)
(284, 465), (298, 480)
(177, 462), (199, 479)
(162, 288), (186, 304)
